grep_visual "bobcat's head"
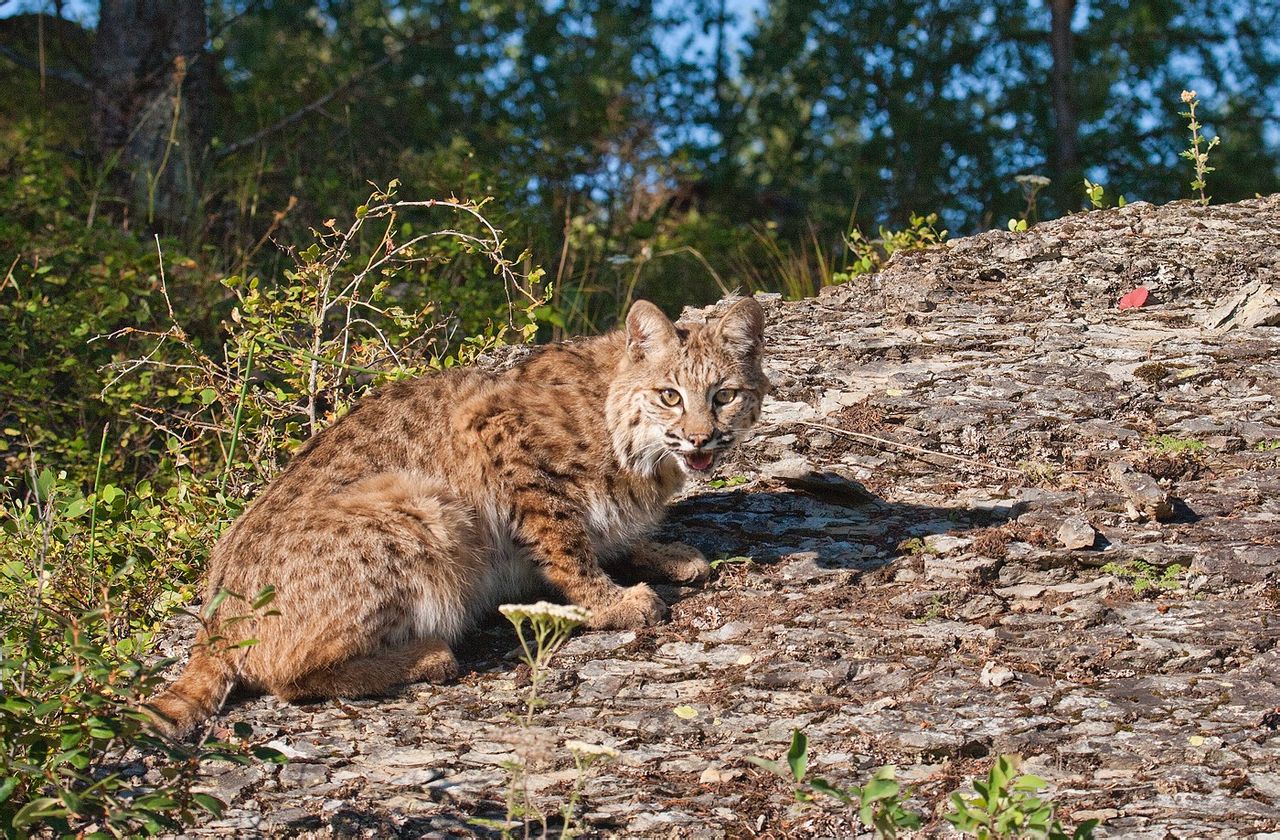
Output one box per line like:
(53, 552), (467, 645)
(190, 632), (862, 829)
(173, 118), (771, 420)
(608, 297), (770, 477)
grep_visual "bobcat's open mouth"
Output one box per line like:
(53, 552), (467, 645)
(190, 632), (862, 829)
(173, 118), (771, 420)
(682, 451), (715, 472)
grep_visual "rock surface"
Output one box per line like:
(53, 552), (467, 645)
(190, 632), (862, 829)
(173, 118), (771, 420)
(174, 196), (1280, 838)
(1056, 516), (1097, 550)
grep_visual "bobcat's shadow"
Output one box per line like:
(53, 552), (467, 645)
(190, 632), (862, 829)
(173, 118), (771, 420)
(662, 480), (1021, 572)
(451, 480), (1019, 674)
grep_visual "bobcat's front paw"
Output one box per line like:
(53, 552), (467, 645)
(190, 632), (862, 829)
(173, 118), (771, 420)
(587, 584), (668, 630)
(666, 554), (711, 586)
(631, 541), (711, 587)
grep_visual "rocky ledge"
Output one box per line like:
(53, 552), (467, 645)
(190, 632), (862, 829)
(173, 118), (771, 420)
(176, 196), (1280, 838)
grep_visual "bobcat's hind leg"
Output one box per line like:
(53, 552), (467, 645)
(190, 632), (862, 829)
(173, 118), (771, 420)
(626, 539), (711, 586)
(270, 636), (459, 703)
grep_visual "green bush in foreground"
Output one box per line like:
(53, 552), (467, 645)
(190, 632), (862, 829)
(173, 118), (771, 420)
(1, 469), (285, 838)
(946, 755), (1098, 840)
(751, 731), (1098, 839)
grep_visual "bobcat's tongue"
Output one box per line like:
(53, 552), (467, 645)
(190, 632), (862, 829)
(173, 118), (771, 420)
(684, 451), (714, 472)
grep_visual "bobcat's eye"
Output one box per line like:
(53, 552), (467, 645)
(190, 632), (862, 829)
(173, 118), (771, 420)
(713, 388), (738, 406)
(658, 388), (682, 407)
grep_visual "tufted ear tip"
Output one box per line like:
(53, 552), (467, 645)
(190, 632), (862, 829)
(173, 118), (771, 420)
(625, 299), (677, 360)
(715, 297), (765, 358)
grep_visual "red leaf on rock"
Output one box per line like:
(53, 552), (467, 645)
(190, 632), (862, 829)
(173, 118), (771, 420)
(1118, 286), (1150, 310)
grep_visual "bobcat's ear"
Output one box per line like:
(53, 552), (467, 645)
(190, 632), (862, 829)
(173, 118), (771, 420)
(714, 297), (765, 361)
(625, 300), (678, 361)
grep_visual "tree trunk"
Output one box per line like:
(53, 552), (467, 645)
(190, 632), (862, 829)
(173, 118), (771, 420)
(1048, 0), (1079, 178)
(92, 0), (211, 234)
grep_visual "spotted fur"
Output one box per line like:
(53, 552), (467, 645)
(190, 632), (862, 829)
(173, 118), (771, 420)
(147, 297), (769, 737)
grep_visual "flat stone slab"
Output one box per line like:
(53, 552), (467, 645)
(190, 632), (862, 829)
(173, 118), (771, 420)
(172, 196), (1280, 838)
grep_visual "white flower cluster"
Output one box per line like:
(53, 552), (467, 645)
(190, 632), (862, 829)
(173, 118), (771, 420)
(1014, 174), (1051, 188)
(498, 601), (592, 625)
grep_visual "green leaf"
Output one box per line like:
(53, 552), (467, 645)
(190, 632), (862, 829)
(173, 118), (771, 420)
(786, 729), (808, 782)
(806, 777), (854, 805)
(192, 793), (226, 817)
(251, 745), (288, 763)
(204, 587), (233, 618)
(59, 788), (82, 813)
(862, 776), (900, 802)
(12, 797), (66, 828)
(34, 468), (55, 503)
(251, 585), (277, 610)
(745, 756), (787, 777)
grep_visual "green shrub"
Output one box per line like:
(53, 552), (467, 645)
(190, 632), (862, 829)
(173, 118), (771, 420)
(0, 134), (196, 482)
(831, 212), (948, 283)
(749, 729), (921, 839)
(0, 467), (284, 837)
(944, 755), (1097, 840)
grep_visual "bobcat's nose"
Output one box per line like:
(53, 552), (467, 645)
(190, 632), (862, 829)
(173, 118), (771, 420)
(686, 432), (712, 449)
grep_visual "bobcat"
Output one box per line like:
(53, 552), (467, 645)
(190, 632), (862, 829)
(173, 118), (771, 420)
(148, 297), (769, 737)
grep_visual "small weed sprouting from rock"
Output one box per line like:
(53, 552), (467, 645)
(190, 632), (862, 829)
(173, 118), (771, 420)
(748, 730), (921, 839)
(479, 602), (609, 839)
(911, 594), (948, 624)
(499, 602), (589, 726)
(944, 754), (1097, 840)
(707, 475), (750, 490)
(896, 537), (929, 556)
(560, 741), (620, 838)
(831, 213), (948, 282)
(710, 553), (755, 571)
(1179, 90), (1220, 206)
(1009, 174), (1051, 231)
(1147, 434), (1205, 455)
(1082, 178), (1126, 210)
(1017, 461), (1060, 487)
(750, 733), (1098, 840)
(1136, 435), (1207, 481)
(1101, 560), (1186, 597)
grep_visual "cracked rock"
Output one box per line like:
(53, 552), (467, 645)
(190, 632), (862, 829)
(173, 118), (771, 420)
(1056, 516), (1098, 550)
(980, 661), (1019, 688)
(1108, 462), (1176, 522)
(1202, 278), (1280, 331)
